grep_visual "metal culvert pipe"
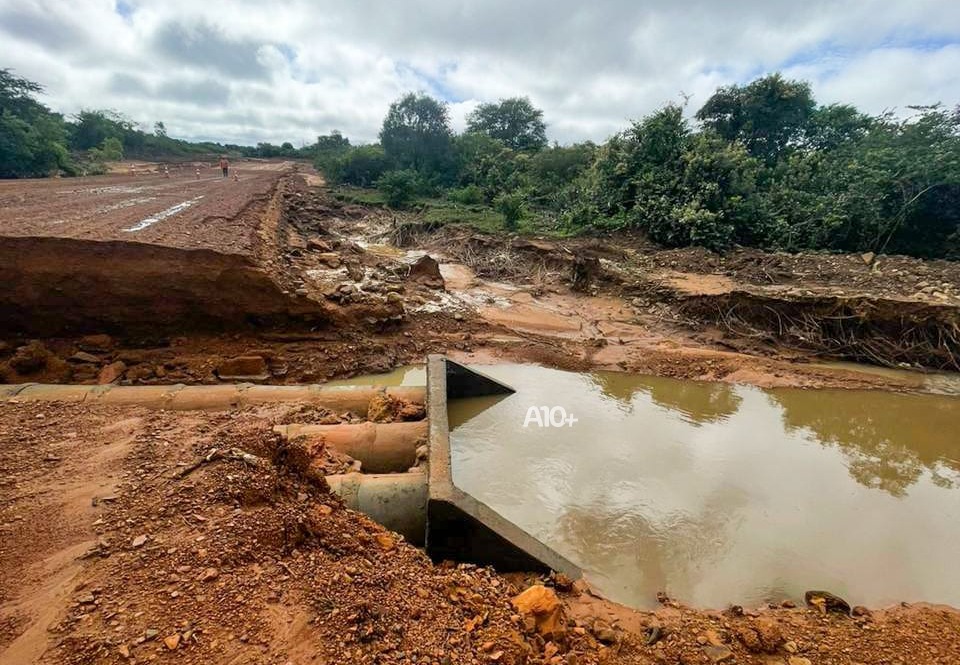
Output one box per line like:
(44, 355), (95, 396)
(1, 384), (425, 415)
(275, 421), (427, 473)
(326, 471), (427, 545)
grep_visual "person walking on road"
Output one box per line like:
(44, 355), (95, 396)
(219, 156), (229, 178)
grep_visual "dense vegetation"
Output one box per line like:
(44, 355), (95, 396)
(3, 67), (958, 258)
(323, 76), (960, 259)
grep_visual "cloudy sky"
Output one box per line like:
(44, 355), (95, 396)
(2, 0), (959, 146)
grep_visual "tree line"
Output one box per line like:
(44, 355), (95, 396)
(0, 68), (320, 177)
(318, 76), (960, 259)
(2, 66), (958, 258)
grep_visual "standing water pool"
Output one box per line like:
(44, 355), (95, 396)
(448, 364), (960, 610)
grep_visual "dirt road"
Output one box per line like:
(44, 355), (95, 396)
(0, 161), (293, 254)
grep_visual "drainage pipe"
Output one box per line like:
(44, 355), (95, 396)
(326, 471), (427, 545)
(0, 383), (424, 415)
(275, 421), (427, 473)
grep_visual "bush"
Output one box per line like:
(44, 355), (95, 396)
(377, 170), (420, 209)
(447, 184), (485, 205)
(325, 145), (390, 186)
(494, 191), (525, 230)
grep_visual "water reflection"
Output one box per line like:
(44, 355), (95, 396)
(449, 364), (960, 609)
(589, 371), (743, 424)
(769, 389), (960, 496)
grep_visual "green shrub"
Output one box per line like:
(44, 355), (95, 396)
(377, 169), (420, 209)
(448, 184), (485, 205)
(325, 145), (390, 186)
(494, 191), (525, 230)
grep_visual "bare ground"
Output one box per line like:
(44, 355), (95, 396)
(2, 401), (959, 665)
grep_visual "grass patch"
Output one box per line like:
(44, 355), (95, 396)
(330, 186), (387, 206)
(328, 186), (567, 237)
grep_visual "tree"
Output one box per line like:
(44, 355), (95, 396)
(696, 74), (815, 163)
(154, 121), (167, 138)
(453, 132), (523, 201)
(0, 69), (69, 178)
(325, 145), (390, 186)
(804, 104), (872, 151)
(70, 110), (134, 151)
(379, 93), (454, 179)
(466, 97), (547, 151)
(313, 131), (352, 173)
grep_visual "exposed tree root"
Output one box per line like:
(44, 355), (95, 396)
(682, 292), (960, 371)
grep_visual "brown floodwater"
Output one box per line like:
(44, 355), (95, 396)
(448, 364), (960, 610)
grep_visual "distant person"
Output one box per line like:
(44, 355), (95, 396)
(219, 156), (229, 178)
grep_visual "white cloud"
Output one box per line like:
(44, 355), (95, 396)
(1, 0), (958, 145)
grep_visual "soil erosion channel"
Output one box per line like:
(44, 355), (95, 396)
(448, 364), (960, 611)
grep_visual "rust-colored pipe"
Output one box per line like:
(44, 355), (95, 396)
(0, 383), (424, 416)
(275, 421), (427, 473)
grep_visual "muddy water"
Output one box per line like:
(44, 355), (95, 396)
(324, 365), (425, 387)
(448, 364), (960, 610)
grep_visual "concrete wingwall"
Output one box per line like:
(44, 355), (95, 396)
(425, 355), (582, 577)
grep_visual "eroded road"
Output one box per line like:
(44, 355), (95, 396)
(0, 161), (293, 254)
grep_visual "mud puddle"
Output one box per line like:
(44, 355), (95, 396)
(448, 364), (960, 610)
(324, 364), (425, 387)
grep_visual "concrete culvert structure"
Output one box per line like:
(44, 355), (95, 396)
(326, 471), (428, 545)
(275, 421), (427, 473)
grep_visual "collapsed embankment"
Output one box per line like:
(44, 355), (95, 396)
(678, 290), (960, 371)
(0, 236), (329, 336)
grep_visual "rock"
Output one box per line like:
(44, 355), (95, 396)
(307, 238), (332, 252)
(9, 342), (51, 374)
(753, 617), (784, 652)
(551, 573), (574, 592)
(163, 633), (181, 650)
(97, 361), (127, 384)
(216, 355), (269, 381)
(386, 292), (403, 304)
(316, 252), (342, 268)
(852, 605), (872, 617)
(367, 391), (397, 423)
(788, 658), (812, 665)
(701, 645), (735, 663)
(131, 534), (148, 548)
(200, 567), (219, 582)
(804, 590), (851, 615)
(590, 620), (617, 644)
(345, 262), (365, 281)
(408, 255), (445, 289)
(511, 585), (564, 637)
(784, 640), (798, 653)
(68, 351), (100, 364)
(79, 334), (114, 351)
(736, 625), (762, 652)
(144, 629), (159, 641)
(118, 644), (131, 658)
(126, 365), (156, 382)
(861, 251), (876, 265)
